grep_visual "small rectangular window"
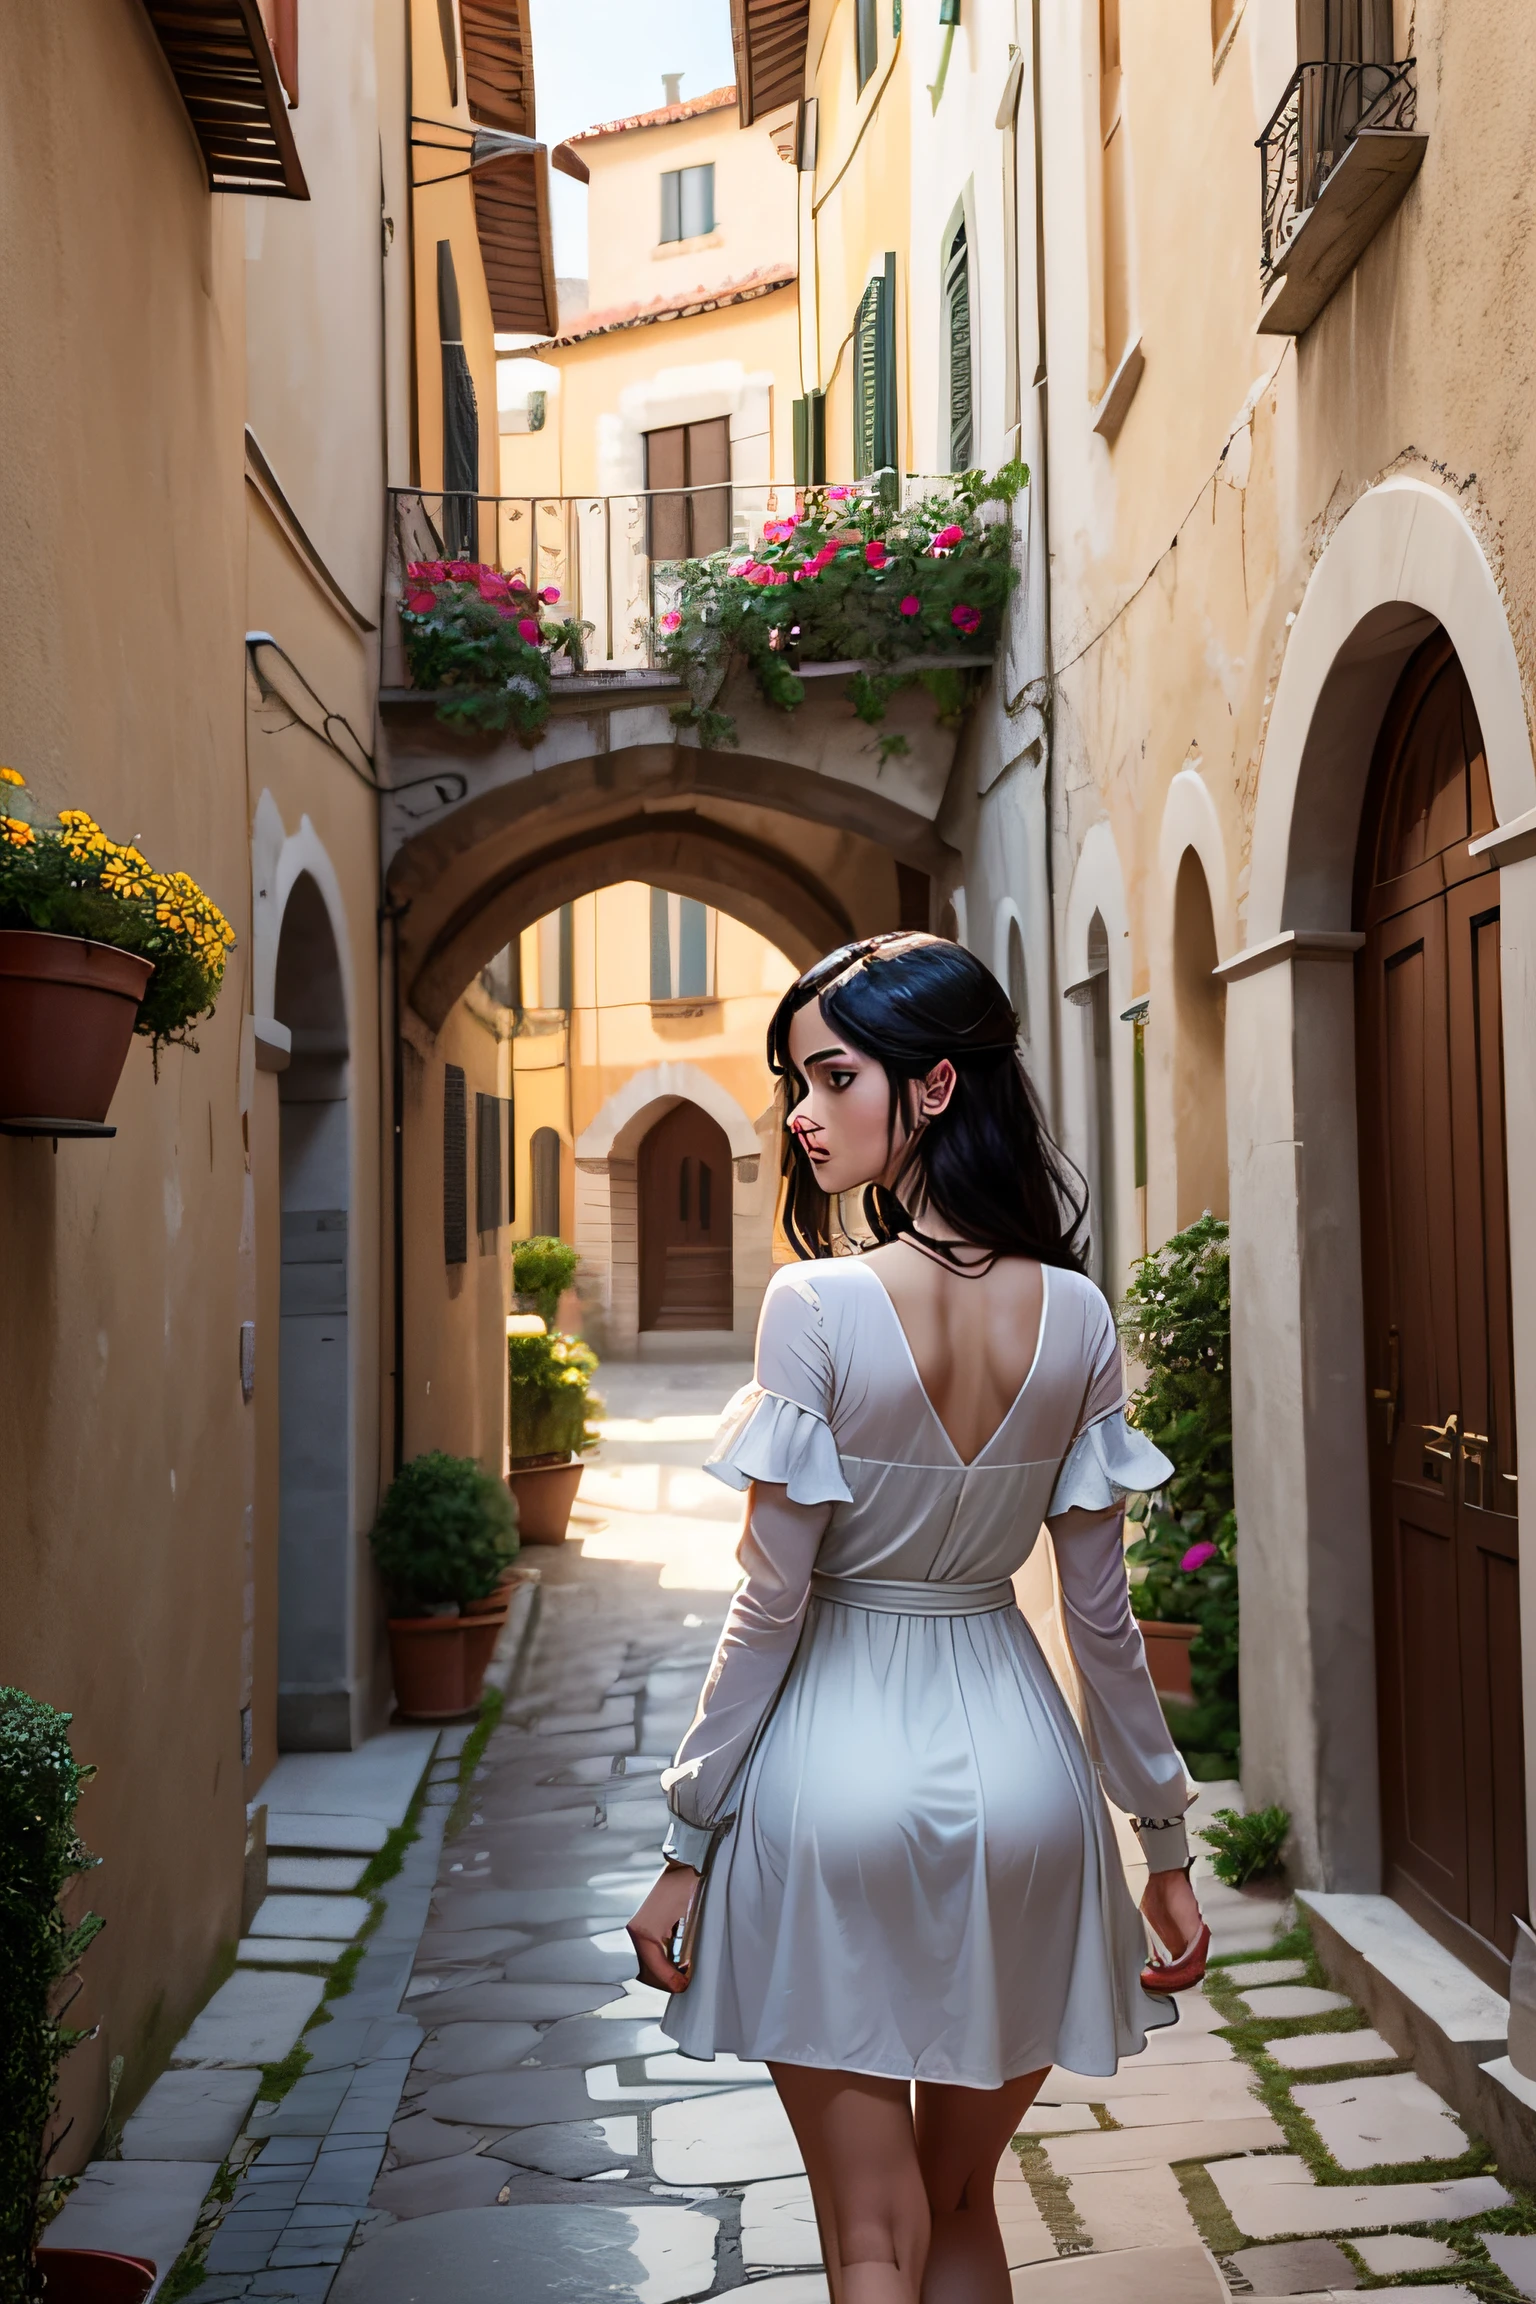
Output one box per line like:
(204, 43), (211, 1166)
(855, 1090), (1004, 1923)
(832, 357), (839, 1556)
(856, 0), (879, 88)
(443, 1065), (467, 1265)
(648, 888), (715, 999)
(659, 163), (714, 244)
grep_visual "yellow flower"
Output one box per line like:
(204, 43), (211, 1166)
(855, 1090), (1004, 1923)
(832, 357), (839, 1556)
(2, 816), (36, 847)
(0, 767), (24, 787)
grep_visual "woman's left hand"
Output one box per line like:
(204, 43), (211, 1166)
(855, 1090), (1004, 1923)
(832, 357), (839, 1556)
(627, 1862), (700, 1994)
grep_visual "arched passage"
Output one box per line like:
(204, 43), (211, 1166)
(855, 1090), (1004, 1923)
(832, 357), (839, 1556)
(273, 872), (353, 1752)
(1223, 477), (1536, 1947)
(1171, 848), (1227, 1228)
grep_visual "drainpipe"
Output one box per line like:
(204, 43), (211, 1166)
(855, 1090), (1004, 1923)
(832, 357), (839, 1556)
(384, 896), (409, 1474)
(1028, 0), (1062, 1131)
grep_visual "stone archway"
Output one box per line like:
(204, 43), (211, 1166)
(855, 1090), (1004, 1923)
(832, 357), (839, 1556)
(1222, 477), (1536, 1911)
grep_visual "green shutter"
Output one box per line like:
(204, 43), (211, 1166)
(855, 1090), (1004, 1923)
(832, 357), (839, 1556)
(946, 225), (973, 470)
(557, 902), (573, 1013)
(650, 886), (672, 999)
(858, 252), (898, 477)
(660, 169), (681, 243)
(678, 899), (709, 997)
(856, 0), (878, 87)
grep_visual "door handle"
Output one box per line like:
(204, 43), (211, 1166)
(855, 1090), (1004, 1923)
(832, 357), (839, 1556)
(1463, 1430), (1490, 1509)
(1421, 1411), (1459, 1463)
(1373, 1327), (1399, 1445)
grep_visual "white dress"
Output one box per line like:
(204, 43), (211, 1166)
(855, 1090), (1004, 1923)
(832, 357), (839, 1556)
(659, 1256), (1189, 2088)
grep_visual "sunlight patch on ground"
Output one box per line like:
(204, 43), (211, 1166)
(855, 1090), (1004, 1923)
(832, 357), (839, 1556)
(580, 1462), (742, 1523)
(595, 1415), (726, 1443)
(570, 1510), (743, 1590)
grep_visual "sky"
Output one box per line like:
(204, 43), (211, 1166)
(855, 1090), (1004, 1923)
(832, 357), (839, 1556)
(529, 0), (737, 279)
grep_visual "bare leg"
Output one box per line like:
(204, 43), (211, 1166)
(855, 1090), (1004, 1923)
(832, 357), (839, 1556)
(914, 2069), (1049, 2304)
(769, 2063), (931, 2304)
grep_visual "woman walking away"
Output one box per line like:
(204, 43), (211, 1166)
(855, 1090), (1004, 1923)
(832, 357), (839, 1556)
(628, 933), (1207, 2304)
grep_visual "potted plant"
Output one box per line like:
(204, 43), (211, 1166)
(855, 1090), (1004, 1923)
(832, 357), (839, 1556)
(0, 1689), (150, 2304)
(370, 1454), (520, 1721)
(398, 561), (590, 742)
(507, 1250), (601, 1544)
(0, 771), (235, 1128)
(1119, 1213), (1240, 1781)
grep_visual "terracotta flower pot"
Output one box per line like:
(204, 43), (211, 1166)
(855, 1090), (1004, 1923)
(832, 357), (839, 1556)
(0, 931), (153, 1125)
(1140, 1618), (1200, 1703)
(507, 1456), (584, 1544)
(36, 2251), (157, 2303)
(387, 1609), (505, 1721)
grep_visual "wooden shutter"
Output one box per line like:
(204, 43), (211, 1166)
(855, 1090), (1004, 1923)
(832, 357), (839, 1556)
(504, 1091), (516, 1224)
(476, 1091), (502, 1237)
(856, 0), (878, 87)
(645, 425), (689, 561)
(444, 1065), (468, 1264)
(946, 224), (973, 469)
(650, 886), (673, 999)
(678, 898), (710, 997)
(530, 1126), (562, 1238)
(557, 902), (574, 1012)
(686, 417), (732, 556)
(437, 242), (480, 554)
(660, 169), (682, 243)
(853, 260), (895, 477)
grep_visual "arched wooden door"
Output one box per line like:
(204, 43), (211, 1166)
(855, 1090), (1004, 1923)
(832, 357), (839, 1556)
(639, 1102), (734, 1331)
(1355, 631), (1525, 1983)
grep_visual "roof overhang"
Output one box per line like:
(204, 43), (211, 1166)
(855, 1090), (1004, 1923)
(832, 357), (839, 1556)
(729, 0), (810, 126)
(141, 0), (309, 198)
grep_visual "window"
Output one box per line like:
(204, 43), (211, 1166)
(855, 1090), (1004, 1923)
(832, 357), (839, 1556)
(793, 390), (827, 486)
(436, 0), (457, 102)
(650, 888), (714, 1000)
(443, 1064), (467, 1265)
(1296, 0), (1394, 59)
(534, 904), (573, 1012)
(856, 0), (879, 89)
(1096, 0), (1132, 391)
(852, 255), (897, 478)
(660, 163), (715, 243)
(644, 418), (731, 560)
(945, 221), (973, 471)
(530, 1126), (562, 1239)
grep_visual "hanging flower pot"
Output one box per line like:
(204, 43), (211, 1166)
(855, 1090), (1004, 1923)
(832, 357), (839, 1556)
(0, 772), (235, 1129)
(0, 932), (152, 1126)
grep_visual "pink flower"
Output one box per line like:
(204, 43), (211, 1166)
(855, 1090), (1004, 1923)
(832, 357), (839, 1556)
(864, 540), (888, 569)
(951, 602), (982, 636)
(1180, 1541), (1218, 1573)
(518, 616), (542, 643)
(898, 594), (922, 617)
(661, 610), (682, 632)
(477, 571), (510, 601)
(404, 591), (437, 614)
(826, 486), (853, 502)
(406, 560), (446, 585)
(762, 515), (800, 543)
(540, 585), (561, 604)
(444, 559), (478, 581)
(728, 557), (756, 577)
(931, 523), (965, 552)
(497, 603), (517, 619)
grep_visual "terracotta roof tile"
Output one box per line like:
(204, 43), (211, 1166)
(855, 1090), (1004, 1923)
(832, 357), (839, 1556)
(566, 84), (739, 143)
(535, 262), (796, 347)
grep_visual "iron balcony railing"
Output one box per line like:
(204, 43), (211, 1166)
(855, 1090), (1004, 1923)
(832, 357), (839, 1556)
(1258, 56), (1417, 281)
(382, 477), (963, 687)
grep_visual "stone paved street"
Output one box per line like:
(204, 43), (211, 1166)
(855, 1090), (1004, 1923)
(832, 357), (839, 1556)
(180, 1359), (1531, 2303)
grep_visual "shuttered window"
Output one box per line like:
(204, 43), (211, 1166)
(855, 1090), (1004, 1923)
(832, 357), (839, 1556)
(945, 222), (973, 471)
(530, 1126), (562, 1239)
(649, 889), (714, 999)
(443, 1064), (468, 1265)
(852, 256), (897, 478)
(856, 0), (878, 88)
(645, 418), (731, 560)
(437, 242), (479, 557)
(476, 1092), (505, 1241)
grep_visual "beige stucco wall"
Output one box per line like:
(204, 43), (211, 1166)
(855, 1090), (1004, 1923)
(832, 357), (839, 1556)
(578, 96), (797, 316)
(0, 1), (251, 2149)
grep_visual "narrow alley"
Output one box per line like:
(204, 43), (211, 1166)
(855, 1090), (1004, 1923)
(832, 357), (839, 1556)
(116, 1365), (1534, 2304)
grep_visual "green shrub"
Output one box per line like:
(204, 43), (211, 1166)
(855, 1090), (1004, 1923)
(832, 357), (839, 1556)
(1200, 1803), (1290, 1887)
(1, 1691), (104, 2302)
(369, 1452), (518, 1611)
(397, 559), (589, 741)
(508, 1331), (602, 1466)
(1119, 1213), (1239, 1775)
(512, 1235), (578, 1330)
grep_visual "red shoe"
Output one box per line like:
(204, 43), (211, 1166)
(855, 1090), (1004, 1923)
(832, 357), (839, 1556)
(1140, 1920), (1211, 1995)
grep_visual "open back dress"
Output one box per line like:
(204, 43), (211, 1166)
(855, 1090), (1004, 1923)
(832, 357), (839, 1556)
(657, 1256), (1191, 2087)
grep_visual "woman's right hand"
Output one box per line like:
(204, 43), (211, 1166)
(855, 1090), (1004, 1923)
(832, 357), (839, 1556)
(627, 1862), (700, 1994)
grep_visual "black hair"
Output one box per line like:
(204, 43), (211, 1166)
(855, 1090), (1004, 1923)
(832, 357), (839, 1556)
(767, 932), (1089, 1270)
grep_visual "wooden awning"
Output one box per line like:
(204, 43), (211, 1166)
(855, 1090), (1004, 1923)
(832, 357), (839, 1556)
(730, 0), (810, 125)
(141, 0), (308, 198)
(459, 0), (556, 335)
(461, 0), (535, 136)
(474, 151), (557, 335)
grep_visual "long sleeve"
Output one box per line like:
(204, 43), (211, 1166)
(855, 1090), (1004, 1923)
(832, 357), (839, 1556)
(660, 1271), (849, 1868)
(1046, 1295), (1191, 1871)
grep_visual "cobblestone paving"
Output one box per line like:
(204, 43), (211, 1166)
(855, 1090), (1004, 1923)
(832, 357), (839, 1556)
(201, 1363), (1534, 2303)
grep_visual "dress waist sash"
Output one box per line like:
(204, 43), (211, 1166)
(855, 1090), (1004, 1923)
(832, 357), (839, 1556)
(809, 1571), (1015, 1617)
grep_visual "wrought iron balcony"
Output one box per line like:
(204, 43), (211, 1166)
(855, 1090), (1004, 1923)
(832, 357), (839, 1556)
(1257, 57), (1425, 336)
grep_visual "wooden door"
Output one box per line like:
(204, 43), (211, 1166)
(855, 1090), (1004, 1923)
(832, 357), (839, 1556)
(1356, 634), (1525, 1982)
(643, 419), (731, 562)
(639, 1102), (733, 1331)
